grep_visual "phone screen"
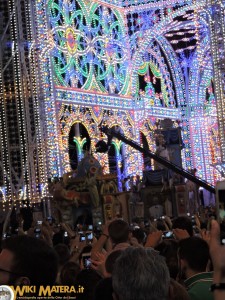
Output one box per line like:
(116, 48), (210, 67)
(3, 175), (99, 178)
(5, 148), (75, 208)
(80, 233), (86, 242)
(82, 253), (91, 268)
(34, 228), (41, 238)
(216, 184), (225, 220)
(87, 232), (93, 241)
(162, 231), (173, 239)
(191, 216), (196, 226)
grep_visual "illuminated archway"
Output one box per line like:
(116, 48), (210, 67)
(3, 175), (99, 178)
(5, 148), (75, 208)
(68, 122), (91, 170)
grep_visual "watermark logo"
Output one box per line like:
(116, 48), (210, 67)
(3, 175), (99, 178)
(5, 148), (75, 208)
(0, 286), (14, 300)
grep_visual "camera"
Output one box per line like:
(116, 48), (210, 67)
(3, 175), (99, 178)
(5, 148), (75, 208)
(82, 253), (91, 268)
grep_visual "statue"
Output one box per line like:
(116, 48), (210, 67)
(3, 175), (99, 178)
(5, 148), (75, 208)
(155, 133), (170, 170)
(49, 153), (103, 225)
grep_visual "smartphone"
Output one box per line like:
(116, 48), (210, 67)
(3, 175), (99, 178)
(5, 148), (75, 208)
(88, 225), (93, 230)
(86, 232), (93, 241)
(79, 233), (86, 242)
(162, 231), (174, 239)
(215, 180), (225, 220)
(191, 216), (196, 226)
(64, 231), (68, 237)
(34, 228), (41, 238)
(37, 220), (43, 225)
(134, 225), (140, 230)
(82, 253), (91, 268)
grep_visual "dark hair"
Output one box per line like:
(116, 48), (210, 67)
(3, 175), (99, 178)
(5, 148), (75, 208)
(156, 219), (167, 231)
(60, 261), (80, 285)
(52, 231), (64, 246)
(105, 250), (122, 274)
(155, 239), (179, 279)
(172, 216), (193, 236)
(54, 243), (70, 267)
(132, 228), (146, 244)
(76, 269), (102, 300)
(2, 235), (58, 286)
(178, 237), (210, 272)
(108, 220), (129, 244)
(94, 277), (113, 300)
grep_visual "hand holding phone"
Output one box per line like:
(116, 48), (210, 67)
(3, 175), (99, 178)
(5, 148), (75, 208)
(216, 180), (225, 221)
(82, 253), (91, 269)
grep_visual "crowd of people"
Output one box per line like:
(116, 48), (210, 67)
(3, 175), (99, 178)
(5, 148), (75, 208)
(0, 213), (225, 300)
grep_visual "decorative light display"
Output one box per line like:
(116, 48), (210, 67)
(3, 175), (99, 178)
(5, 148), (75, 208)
(32, 0), (224, 186)
(1, 0), (225, 204)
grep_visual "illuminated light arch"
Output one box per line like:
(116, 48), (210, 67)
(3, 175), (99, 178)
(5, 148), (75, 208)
(155, 36), (185, 107)
(130, 4), (205, 174)
(68, 122), (91, 170)
(108, 125), (127, 181)
(60, 108), (97, 173)
(130, 3), (204, 98)
(108, 139), (121, 175)
(33, 0), (221, 186)
(138, 47), (176, 108)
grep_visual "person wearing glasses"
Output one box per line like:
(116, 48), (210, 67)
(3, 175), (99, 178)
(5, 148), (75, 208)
(0, 235), (58, 287)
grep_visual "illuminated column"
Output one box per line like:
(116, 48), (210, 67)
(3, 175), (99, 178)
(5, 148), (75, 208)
(34, 0), (62, 179)
(207, 0), (225, 161)
(0, 0), (50, 203)
(189, 106), (216, 183)
(0, 1), (11, 199)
